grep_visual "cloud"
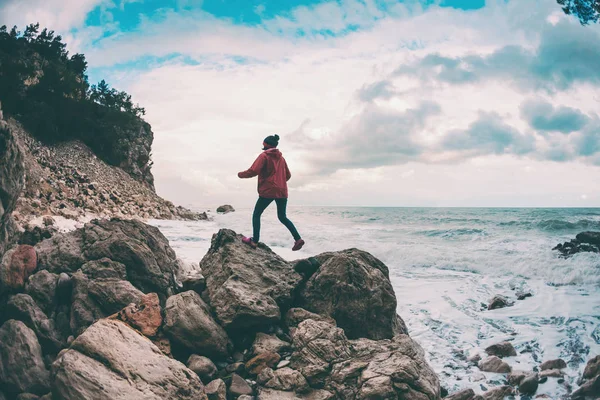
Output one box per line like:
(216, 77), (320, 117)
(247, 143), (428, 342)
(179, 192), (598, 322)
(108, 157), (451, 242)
(520, 99), (589, 133)
(0, 0), (102, 32)
(440, 112), (535, 158)
(395, 20), (600, 93)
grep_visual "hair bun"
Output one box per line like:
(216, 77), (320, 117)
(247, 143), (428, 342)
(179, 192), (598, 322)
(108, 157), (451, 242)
(274, 134), (280, 140)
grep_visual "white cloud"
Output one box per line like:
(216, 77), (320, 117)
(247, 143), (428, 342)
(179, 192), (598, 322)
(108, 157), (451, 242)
(0, 0), (102, 32)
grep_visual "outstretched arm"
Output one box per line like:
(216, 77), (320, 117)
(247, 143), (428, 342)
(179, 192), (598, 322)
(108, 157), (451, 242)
(238, 154), (265, 178)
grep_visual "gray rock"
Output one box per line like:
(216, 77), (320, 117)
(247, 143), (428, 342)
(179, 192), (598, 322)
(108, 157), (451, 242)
(290, 319), (440, 399)
(181, 271), (206, 294)
(284, 308), (336, 329)
(445, 388), (478, 400)
(25, 270), (58, 314)
(507, 370), (527, 386)
(572, 374), (600, 399)
(205, 378), (226, 400)
(187, 355), (218, 382)
(69, 270), (144, 335)
(295, 249), (406, 340)
(5, 293), (64, 353)
(539, 368), (563, 378)
(36, 219), (181, 298)
(485, 341), (516, 358)
(200, 229), (302, 332)
(540, 358), (567, 371)
(80, 258), (127, 280)
(257, 388), (334, 400)
(251, 333), (291, 356)
(488, 295), (513, 310)
(519, 373), (539, 395)
(51, 319), (207, 400)
(164, 291), (231, 359)
(583, 355), (600, 380)
(478, 356), (511, 373)
(0, 320), (50, 396)
(481, 385), (513, 400)
(264, 367), (309, 393)
(230, 373), (253, 397)
(257, 367), (275, 385)
(216, 205), (235, 214)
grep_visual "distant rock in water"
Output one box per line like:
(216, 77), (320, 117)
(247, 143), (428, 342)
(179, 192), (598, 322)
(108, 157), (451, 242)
(553, 231), (600, 257)
(216, 205), (235, 214)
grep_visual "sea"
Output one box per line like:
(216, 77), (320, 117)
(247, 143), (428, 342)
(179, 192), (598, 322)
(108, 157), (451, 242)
(150, 207), (600, 399)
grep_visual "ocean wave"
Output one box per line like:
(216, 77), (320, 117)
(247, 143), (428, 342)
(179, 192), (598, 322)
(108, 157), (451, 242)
(416, 228), (487, 238)
(498, 219), (600, 231)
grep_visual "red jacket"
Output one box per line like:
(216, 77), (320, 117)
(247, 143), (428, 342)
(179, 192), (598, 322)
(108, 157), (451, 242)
(238, 149), (291, 198)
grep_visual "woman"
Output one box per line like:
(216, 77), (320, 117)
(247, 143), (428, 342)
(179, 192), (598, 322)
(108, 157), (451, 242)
(238, 134), (305, 251)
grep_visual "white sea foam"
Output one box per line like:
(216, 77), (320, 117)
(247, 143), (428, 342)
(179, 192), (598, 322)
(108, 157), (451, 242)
(150, 207), (600, 398)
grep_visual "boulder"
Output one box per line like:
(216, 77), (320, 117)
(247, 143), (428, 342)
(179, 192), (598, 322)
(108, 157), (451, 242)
(0, 245), (37, 293)
(246, 352), (281, 375)
(36, 219), (181, 298)
(51, 319), (207, 400)
(5, 294), (64, 353)
(519, 373), (539, 395)
(181, 271), (206, 294)
(0, 320), (50, 396)
(290, 319), (440, 399)
(284, 308), (337, 329)
(257, 388), (335, 400)
(263, 367), (310, 393)
(163, 291), (231, 359)
(216, 205), (235, 214)
(445, 389), (480, 400)
(554, 232), (600, 256)
(187, 355), (218, 382)
(485, 341), (517, 358)
(118, 292), (162, 337)
(69, 269), (144, 335)
(507, 370), (527, 386)
(200, 229), (302, 332)
(487, 295), (512, 310)
(583, 355), (600, 380)
(205, 378), (227, 400)
(251, 332), (292, 356)
(540, 358), (566, 371)
(539, 368), (563, 378)
(481, 386), (513, 400)
(295, 249), (406, 340)
(572, 375), (600, 399)
(25, 270), (58, 315)
(478, 356), (511, 373)
(229, 373), (253, 397)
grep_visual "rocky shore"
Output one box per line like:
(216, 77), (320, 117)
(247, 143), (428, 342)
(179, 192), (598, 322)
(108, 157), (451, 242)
(553, 232), (600, 257)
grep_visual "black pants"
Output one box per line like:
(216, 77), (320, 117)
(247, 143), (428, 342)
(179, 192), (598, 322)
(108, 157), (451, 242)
(252, 197), (301, 243)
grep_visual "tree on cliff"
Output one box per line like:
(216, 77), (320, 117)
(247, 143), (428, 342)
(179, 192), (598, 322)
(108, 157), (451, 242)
(0, 23), (148, 168)
(557, 0), (600, 24)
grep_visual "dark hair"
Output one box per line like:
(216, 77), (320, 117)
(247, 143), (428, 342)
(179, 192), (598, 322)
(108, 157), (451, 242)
(263, 134), (280, 147)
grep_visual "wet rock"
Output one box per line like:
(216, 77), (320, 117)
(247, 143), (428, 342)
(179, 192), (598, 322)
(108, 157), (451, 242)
(0, 320), (50, 396)
(540, 358), (566, 371)
(205, 378), (227, 400)
(583, 355), (600, 380)
(200, 229), (302, 332)
(467, 353), (482, 365)
(485, 341), (517, 358)
(0, 245), (37, 293)
(572, 374), (600, 399)
(251, 333), (291, 356)
(481, 385), (513, 400)
(519, 373), (539, 395)
(118, 292), (162, 337)
(516, 291), (533, 300)
(478, 356), (511, 373)
(229, 373), (253, 397)
(295, 249), (406, 340)
(554, 232), (600, 256)
(216, 205), (235, 214)
(284, 308), (336, 329)
(487, 295), (513, 310)
(5, 294), (64, 353)
(36, 219), (181, 298)
(51, 319), (206, 400)
(539, 368), (563, 378)
(257, 388), (334, 400)
(163, 291), (231, 359)
(290, 319), (440, 399)
(445, 388), (479, 400)
(508, 370), (527, 386)
(25, 270), (58, 315)
(246, 352), (281, 375)
(187, 355), (218, 382)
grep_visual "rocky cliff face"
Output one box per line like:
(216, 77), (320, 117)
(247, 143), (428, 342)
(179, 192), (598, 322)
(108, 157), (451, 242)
(9, 118), (206, 228)
(111, 120), (155, 189)
(0, 104), (24, 255)
(0, 224), (443, 399)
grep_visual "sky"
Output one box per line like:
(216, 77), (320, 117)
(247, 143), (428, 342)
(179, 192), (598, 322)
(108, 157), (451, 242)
(1, 0), (600, 208)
